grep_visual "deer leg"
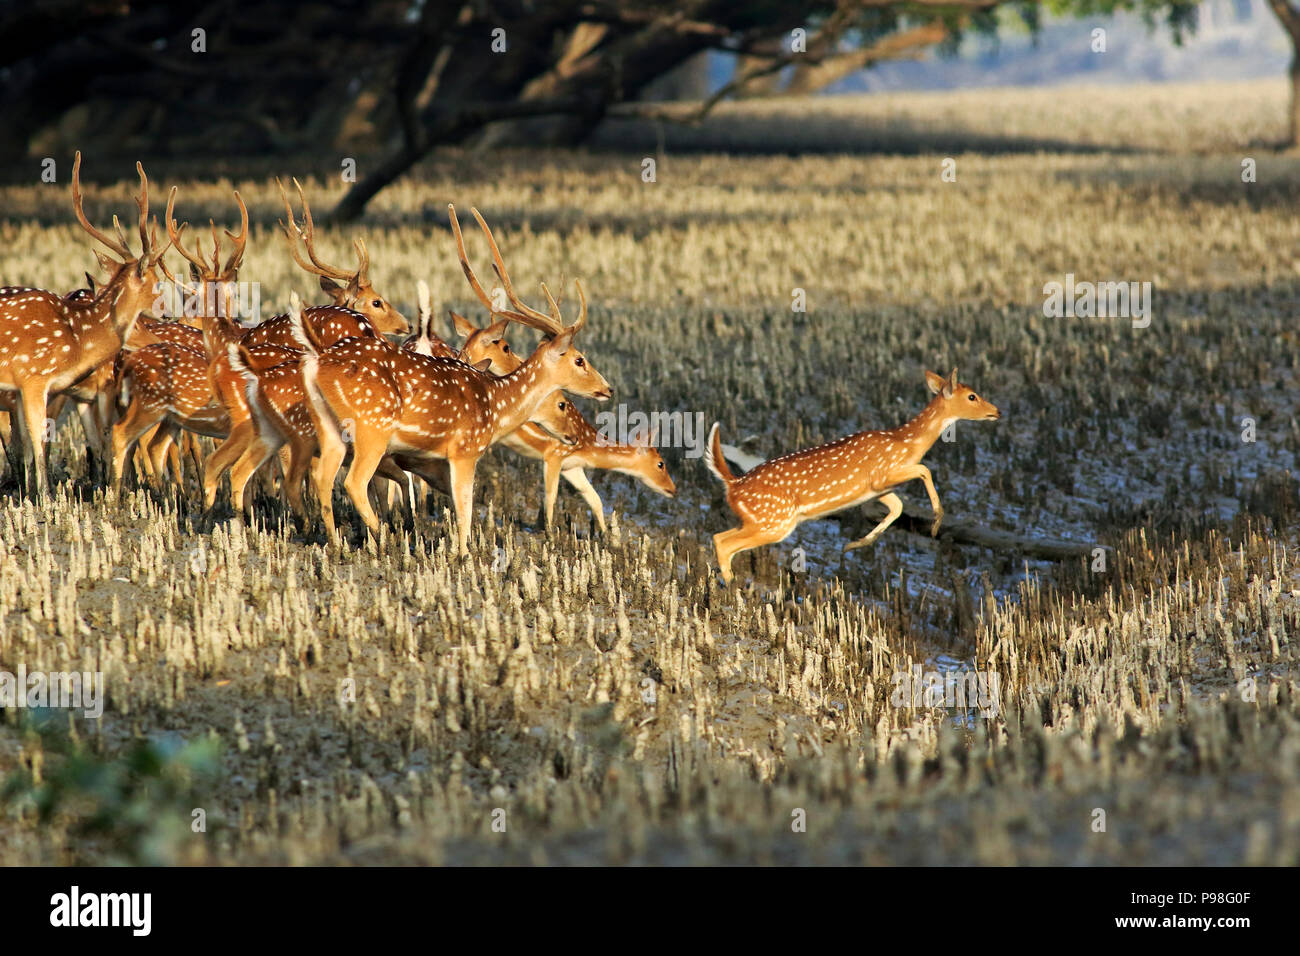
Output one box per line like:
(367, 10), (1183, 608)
(446, 456), (478, 554)
(74, 400), (104, 459)
(204, 423), (251, 509)
(146, 421), (181, 487)
(342, 427), (391, 537)
(230, 430), (286, 512)
(311, 431), (346, 542)
(184, 432), (204, 481)
(407, 458), (450, 499)
(886, 463), (943, 535)
(0, 412), (9, 481)
(112, 402), (165, 492)
(712, 522), (793, 586)
(283, 438), (315, 517)
(18, 381), (52, 497)
(541, 455), (564, 529)
(375, 456), (413, 515)
(843, 492), (904, 552)
(561, 466), (606, 533)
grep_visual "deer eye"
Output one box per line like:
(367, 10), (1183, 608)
(657, 461), (664, 469)
(574, 356), (585, 367)
(372, 299), (382, 308)
(557, 401), (567, 411)
(968, 394), (977, 401)
(501, 343), (510, 353)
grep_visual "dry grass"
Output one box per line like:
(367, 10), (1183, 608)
(1, 80), (1299, 864)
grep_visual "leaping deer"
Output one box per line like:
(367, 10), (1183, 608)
(705, 368), (1000, 585)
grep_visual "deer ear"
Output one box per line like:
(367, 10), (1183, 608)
(925, 370), (946, 395)
(472, 357), (493, 373)
(551, 328), (577, 356)
(319, 276), (344, 300)
(84, 272), (97, 292)
(449, 310), (474, 339)
(484, 318), (508, 339)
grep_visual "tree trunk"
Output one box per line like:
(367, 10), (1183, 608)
(1268, 0), (1300, 147)
(1290, 53), (1300, 148)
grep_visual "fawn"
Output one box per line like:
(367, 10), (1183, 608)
(706, 368), (1000, 584)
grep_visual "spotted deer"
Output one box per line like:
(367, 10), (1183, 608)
(0, 153), (169, 495)
(705, 368), (1000, 585)
(221, 291), (575, 521)
(200, 190), (416, 508)
(194, 179), (409, 493)
(109, 187), (254, 488)
(272, 178), (408, 339)
(296, 205), (610, 547)
(445, 220), (674, 531)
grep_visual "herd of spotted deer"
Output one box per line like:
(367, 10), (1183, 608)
(0, 157), (1001, 585)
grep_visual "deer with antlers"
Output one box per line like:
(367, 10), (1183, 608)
(705, 368), (1001, 585)
(0, 153), (169, 496)
(295, 205), (609, 548)
(444, 219), (675, 530)
(198, 186), (415, 509)
(263, 178), (408, 341)
(216, 289), (576, 519)
(108, 187), (256, 489)
(189, 178), (408, 493)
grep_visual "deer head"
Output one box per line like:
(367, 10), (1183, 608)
(449, 203), (611, 401)
(924, 368), (1001, 422)
(70, 152), (170, 339)
(278, 178), (408, 336)
(164, 186), (249, 324)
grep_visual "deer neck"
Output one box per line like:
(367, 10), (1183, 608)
(484, 354), (557, 442)
(583, 442), (639, 466)
(886, 395), (954, 461)
(201, 300), (245, 356)
(66, 282), (133, 375)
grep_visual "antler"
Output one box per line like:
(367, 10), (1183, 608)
(166, 187), (246, 282)
(166, 186), (211, 279)
(353, 237), (370, 286)
(71, 152), (133, 260)
(277, 178), (355, 281)
(451, 204), (585, 337)
(222, 191), (249, 276)
(470, 207), (566, 336)
(132, 161), (151, 261)
(542, 279), (586, 336)
(447, 204), (535, 327)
